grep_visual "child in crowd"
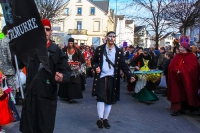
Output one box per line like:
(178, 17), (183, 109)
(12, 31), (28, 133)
(0, 72), (14, 133)
(162, 52), (174, 97)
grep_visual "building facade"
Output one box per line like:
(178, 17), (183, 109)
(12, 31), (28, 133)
(134, 26), (151, 48)
(53, 0), (115, 46)
(185, 26), (200, 46)
(115, 15), (134, 47)
(159, 32), (181, 46)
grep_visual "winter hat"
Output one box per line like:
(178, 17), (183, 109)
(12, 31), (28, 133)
(42, 19), (51, 29)
(154, 50), (160, 56)
(68, 38), (74, 43)
(181, 43), (190, 49)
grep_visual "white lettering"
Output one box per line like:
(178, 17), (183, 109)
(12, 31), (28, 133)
(31, 18), (38, 28)
(18, 25), (24, 34)
(27, 19), (34, 30)
(22, 22), (30, 32)
(13, 26), (21, 37)
(8, 29), (14, 40)
(8, 18), (39, 40)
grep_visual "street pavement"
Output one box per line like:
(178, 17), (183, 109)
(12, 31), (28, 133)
(3, 78), (200, 133)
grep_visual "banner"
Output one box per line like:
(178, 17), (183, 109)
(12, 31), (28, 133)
(0, 0), (49, 70)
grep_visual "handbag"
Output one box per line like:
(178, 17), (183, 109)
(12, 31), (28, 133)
(16, 71), (26, 89)
(158, 75), (167, 88)
(8, 93), (20, 122)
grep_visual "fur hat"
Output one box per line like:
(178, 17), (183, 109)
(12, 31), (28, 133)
(41, 19), (51, 28)
(68, 38), (74, 43)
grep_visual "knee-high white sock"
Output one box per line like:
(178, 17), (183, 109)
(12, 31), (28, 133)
(97, 102), (105, 119)
(103, 104), (112, 120)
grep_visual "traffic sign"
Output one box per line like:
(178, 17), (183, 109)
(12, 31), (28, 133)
(180, 36), (190, 45)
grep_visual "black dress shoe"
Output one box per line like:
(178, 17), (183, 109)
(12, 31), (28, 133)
(103, 119), (110, 129)
(96, 119), (103, 128)
(171, 111), (181, 116)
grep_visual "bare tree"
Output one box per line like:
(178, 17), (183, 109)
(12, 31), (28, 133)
(163, 0), (200, 35)
(35, 0), (67, 21)
(124, 0), (173, 49)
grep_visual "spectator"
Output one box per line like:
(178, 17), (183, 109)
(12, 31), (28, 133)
(162, 52), (173, 97)
(157, 47), (165, 70)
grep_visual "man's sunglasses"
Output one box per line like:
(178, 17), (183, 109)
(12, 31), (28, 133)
(45, 28), (51, 31)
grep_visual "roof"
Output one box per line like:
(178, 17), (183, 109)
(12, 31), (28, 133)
(125, 24), (132, 29)
(88, 0), (109, 13)
(159, 32), (180, 40)
(134, 26), (145, 33)
(172, 33), (181, 39)
(125, 20), (133, 24)
(162, 32), (173, 39)
(115, 15), (125, 20)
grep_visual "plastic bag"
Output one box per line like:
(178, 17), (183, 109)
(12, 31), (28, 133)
(16, 71), (26, 88)
(158, 75), (167, 88)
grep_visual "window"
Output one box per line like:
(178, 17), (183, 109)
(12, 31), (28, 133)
(93, 21), (100, 31)
(90, 7), (95, 15)
(77, 21), (82, 30)
(65, 8), (69, 15)
(52, 27), (61, 31)
(92, 37), (100, 45)
(77, 7), (82, 15)
(78, 0), (81, 2)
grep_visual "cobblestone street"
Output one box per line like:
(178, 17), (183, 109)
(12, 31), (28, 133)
(4, 78), (200, 133)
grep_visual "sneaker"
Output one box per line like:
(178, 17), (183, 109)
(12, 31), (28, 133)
(96, 119), (103, 128)
(103, 119), (110, 129)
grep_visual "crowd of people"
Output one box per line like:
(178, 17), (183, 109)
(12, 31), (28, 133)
(123, 40), (200, 116)
(0, 18), (200, 133)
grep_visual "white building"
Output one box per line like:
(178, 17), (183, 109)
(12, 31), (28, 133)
(184, 25), (200, 46)
(134, 26), (151, 48)
(159, 32), (181, 46)
(53, 0), (115, 46)
(115, 15), (134, 47)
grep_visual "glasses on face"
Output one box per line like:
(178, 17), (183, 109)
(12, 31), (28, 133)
(45, 28), (51, 32)
(108, 36), (116, 38)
